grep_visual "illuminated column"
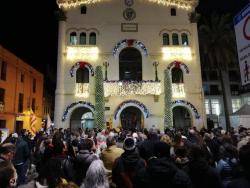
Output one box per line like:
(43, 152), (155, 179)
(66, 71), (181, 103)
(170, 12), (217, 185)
(54, 10), (67, 128)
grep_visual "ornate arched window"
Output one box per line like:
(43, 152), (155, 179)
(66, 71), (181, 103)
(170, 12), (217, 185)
(172, 33), (179, 45)
(89, 32), (96, 45)
(70, 32), (77, 45)
(181, 33), (189, 45)
(80, 32), (86, 45)
(119, 48), (142, 81)
(163, 33), (169, 45)
(172, 67), (183, 83)
(76, 67), (89, 83)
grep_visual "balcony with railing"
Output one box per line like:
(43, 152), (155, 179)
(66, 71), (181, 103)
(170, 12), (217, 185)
(75, 83), (90, 98)
(104, 80), (162, 97)
(172, 83), (185, 98)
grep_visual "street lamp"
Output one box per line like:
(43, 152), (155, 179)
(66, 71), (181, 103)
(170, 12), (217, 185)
(153, 61), (159, 81)
(103, 61), (109, 81)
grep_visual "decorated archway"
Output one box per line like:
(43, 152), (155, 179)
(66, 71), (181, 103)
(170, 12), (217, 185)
(70, 61), (94, 77)
(113, 39), (148, 56)
(172, 100), (201, 127)
(113, 100), (149, 128)
(62, 101), (95, 122)
(167, 61), (190, 74)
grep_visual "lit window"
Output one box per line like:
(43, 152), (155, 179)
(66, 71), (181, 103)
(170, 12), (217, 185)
(70, 32), (77, 45)
(232, 99), (241, 113)
(172, 33), (179, 45)
(89, 32), (96, 45)
(163, 33), (169, 45)
(80, 32), (86, 45)
(211, 99), (220, 115)
(181, 33), (189, 45)
(205, 99), (210, 114)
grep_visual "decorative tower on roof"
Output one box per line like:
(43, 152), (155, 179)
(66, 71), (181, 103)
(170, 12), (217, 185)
(54, 0), (205, 131)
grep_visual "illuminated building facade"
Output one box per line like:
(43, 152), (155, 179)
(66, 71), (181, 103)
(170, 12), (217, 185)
(54, 0), (205, 130)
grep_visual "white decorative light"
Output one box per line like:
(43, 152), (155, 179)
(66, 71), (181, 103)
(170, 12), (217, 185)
(172, 83), (185, 98)
(162, 46), (192, 61)
(75, 83), (90, 98)
(67, 46), (99, 61)
(104, 81), (162, 97)
(57, 0), (197, 10)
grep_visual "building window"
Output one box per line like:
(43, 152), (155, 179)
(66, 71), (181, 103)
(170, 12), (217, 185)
(203, 84), (209, 95)
(232, 99), (241, 113)
(163, 33), (169, 45)
(89, 32), (96, 45)
(76, 68), (89, 83)
(205, 99), (210, 114)
(0, 88), (5, 104)
(21, 73), (24, 83)
(18, 93), (24, 113)
(33, 79), (36, 93)
(171, 8), (176, 16)
(172, 33), (179, 45)
(245, 97), (250, 105)
(80, 32), (87, 45)
(181, 33), (189, 45)
(211, 99), (220, 115)
(230, 84), (239, 95)
(209, 70), (218, 81)
(172, 67), (183, 83)
(202, 71), (207, 81)
(229, 70), (240, 81)
(0, 120), (6, 128)
(32, 98), (36, 112)
(70, 32), (77, 45)
(0, 60), (7, 81)
(210, 85), (220, 95)
(81, 5), (87, 14)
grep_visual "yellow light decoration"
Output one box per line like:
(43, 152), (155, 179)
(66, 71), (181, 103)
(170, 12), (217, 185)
(104, 81), (162, 97)
(172, 83), (185, 98)
(67, 46), (99, 61)
(75, 83), (90, 98)
(162, 46), (192, 61)
(57, 0), (198, 10)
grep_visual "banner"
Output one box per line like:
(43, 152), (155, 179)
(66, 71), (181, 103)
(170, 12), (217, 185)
(234, 3), (250, 86)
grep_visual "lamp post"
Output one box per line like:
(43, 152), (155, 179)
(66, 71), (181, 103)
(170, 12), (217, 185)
(153, 61), (159, 81)
(103, 61), (109, 81)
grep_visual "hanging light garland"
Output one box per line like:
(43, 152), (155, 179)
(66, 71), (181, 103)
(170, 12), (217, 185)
(75, 83), (90, 98)
(70, 61), (95, 77)
(114, 100), (150, 120)
(104, 80), (161, 97)
(57, 0), (197, 10)
(167, 61), (190, 74)
(62, 101), (95, 121)
(172, 100), (200, 119)
(113, 39), (148, 56)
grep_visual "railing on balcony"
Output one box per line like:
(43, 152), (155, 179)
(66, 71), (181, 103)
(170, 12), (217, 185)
(75, 83), (90, 98)
(104, 80), (162, 97)
(172, 83), (185, 98)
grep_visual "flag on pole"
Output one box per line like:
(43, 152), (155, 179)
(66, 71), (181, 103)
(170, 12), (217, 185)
(46, 114), (52, 129)
(30, 110), (37, 134)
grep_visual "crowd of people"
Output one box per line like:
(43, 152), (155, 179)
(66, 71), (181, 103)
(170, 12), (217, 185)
(0, 125), (250, 188)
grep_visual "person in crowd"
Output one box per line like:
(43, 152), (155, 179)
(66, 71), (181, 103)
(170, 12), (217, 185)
(75, 138), (99, 185)
(174, 146), (189, 169)
(112, 137), (146, 188)
(135, 141), (191, 188)
(227, 143), (250, 188)
(0, 143), (16, 162)
(81, 159), (109, 188)
(0, 161), (18, 188)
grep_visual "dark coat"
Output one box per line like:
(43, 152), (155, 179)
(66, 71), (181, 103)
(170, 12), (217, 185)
(13, 138), (30, 165)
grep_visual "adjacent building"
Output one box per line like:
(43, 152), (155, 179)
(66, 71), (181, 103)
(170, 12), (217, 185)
(55, 0), (205, 130)
(0, 45), (44, 134)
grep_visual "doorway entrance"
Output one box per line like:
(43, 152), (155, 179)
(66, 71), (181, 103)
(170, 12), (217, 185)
(173, 106), (191, 130)
(120, 106), (142, 130)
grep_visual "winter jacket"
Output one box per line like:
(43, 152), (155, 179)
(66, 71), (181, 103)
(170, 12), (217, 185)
(13, 138), (30, 165)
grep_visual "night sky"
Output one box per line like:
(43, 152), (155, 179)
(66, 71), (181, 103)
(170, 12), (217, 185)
(0, 0), (249, 89)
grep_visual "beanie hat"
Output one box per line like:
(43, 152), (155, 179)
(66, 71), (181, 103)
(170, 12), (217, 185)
(123, 137), (136, 151)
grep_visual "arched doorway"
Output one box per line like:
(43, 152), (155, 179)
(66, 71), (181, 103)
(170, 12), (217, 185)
(120, 106), (142, 130)
(70, 107), (93, 130)
(119, 47), (142, 81)
(173, 106), (191, 130)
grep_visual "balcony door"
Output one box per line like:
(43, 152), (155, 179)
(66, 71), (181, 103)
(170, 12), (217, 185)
(119, 47), (142, 81)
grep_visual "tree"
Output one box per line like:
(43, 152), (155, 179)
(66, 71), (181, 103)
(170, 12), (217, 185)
(199, 13), (237, 131)
(94, 66), (105, 130)
(164, 69), (173, 128)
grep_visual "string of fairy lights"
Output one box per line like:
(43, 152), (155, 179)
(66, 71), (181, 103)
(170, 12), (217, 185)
(57, 0), (198, 10)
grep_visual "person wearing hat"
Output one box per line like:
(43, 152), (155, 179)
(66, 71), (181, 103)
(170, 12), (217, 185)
(112, 137), (146, 188)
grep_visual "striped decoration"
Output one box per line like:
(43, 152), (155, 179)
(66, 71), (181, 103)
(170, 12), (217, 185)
(30, 112), (37, 134)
